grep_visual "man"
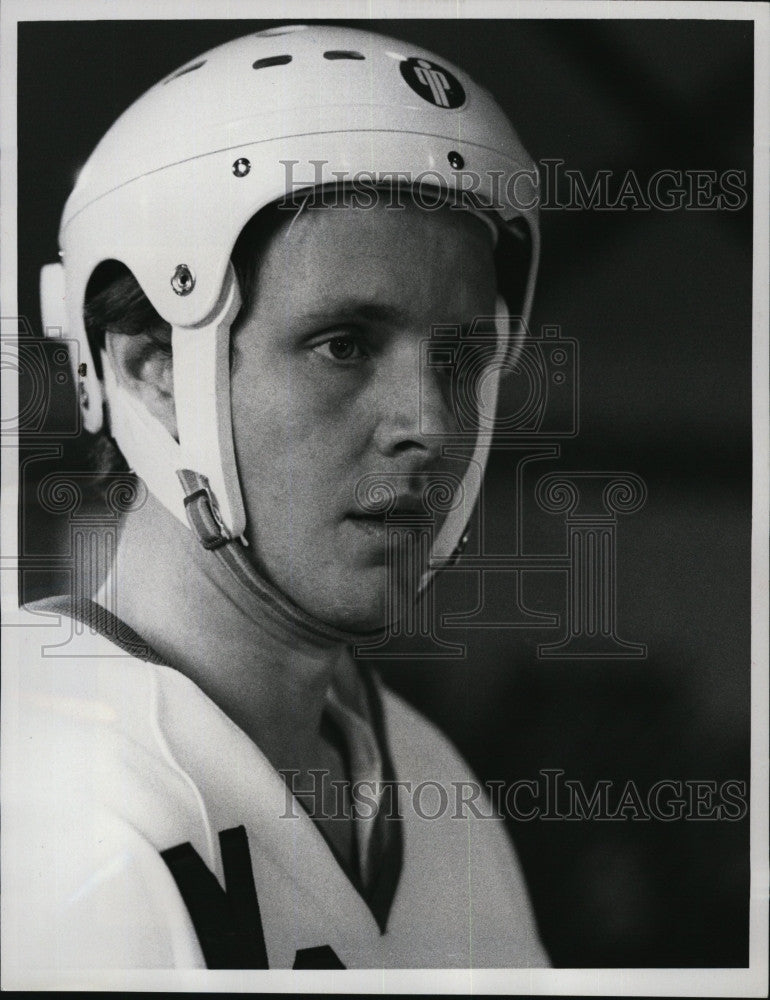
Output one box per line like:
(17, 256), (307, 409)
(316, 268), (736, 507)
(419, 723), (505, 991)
(3, 24), (548, 971)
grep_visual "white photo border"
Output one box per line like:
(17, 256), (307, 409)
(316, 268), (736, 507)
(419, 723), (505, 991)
(1, 1), (767, 995)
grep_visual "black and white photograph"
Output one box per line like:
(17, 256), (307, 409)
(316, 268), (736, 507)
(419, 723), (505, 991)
(1, 0), (767, 993)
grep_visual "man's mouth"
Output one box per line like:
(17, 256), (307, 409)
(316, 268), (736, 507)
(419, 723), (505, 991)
(345, 512), (390, 538)
(345, 495), (431, 537)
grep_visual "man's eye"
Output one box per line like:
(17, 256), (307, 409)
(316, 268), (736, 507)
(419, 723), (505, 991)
(312, 335), (364, 362)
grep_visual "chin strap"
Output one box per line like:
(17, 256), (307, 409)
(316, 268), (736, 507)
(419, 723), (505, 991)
(176, 468), (385, 646)
(171, 266), (246, 538)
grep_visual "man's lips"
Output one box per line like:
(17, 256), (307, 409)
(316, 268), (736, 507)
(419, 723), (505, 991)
(345, 496), (435, 540)
(345, 513), (389, 539)
(347, 495), (430, 521)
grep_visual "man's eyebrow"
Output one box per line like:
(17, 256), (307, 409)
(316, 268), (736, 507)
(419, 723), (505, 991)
(299, 299), (410, 327)
(298, 299), (486, 335)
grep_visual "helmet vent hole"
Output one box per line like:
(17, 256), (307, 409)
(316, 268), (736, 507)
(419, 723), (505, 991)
(253, 55), (292, 70)
(163, 60), (206, 84)
(323, 50), (365, 60)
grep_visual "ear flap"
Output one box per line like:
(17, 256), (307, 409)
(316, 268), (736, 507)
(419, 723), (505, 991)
(100, 263), (247, 541)
(172, 264), (246, 540)
(423, 294), (510, 579)
(40, 261), (104, 433)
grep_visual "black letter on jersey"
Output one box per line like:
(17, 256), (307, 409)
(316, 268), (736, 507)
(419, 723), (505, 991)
(161, 825), (269, 969)
(293, 944), (346, 969)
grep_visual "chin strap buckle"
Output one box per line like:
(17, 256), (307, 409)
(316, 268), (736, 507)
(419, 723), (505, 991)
(177, 469), (231, 550)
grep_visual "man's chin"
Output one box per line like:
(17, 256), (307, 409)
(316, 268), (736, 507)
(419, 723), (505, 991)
(304, 580), (413, 636)
(315, 594), (390, 636)
(282, 562), (426, 636)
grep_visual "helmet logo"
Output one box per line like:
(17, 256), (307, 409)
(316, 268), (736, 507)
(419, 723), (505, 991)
(400, 57), (465, 109)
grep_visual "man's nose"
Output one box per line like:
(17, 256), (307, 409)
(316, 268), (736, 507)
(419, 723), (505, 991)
(372, 342), (457, 460)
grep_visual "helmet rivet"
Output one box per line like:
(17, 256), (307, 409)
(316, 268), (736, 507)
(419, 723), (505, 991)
(232, 157), (251, 177)
(171, 264), (195, 296)
(448, 150), (464, 169)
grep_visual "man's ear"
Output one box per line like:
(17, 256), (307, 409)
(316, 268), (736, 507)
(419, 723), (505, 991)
(103, 330), (178, 439)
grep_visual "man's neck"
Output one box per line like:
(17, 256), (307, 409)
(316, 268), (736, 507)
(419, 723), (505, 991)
(99, 493), (356, 775)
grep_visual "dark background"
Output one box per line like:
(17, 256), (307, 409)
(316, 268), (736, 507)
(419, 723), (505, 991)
(17, 18), (752, 967)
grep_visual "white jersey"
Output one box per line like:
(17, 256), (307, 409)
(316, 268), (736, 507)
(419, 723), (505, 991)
(2, 600), (549, 973)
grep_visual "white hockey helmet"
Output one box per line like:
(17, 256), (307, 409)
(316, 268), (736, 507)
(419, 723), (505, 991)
(41, 23), (539, 575)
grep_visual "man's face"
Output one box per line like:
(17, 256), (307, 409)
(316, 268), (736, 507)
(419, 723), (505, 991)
(230, 199), (497, 631)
